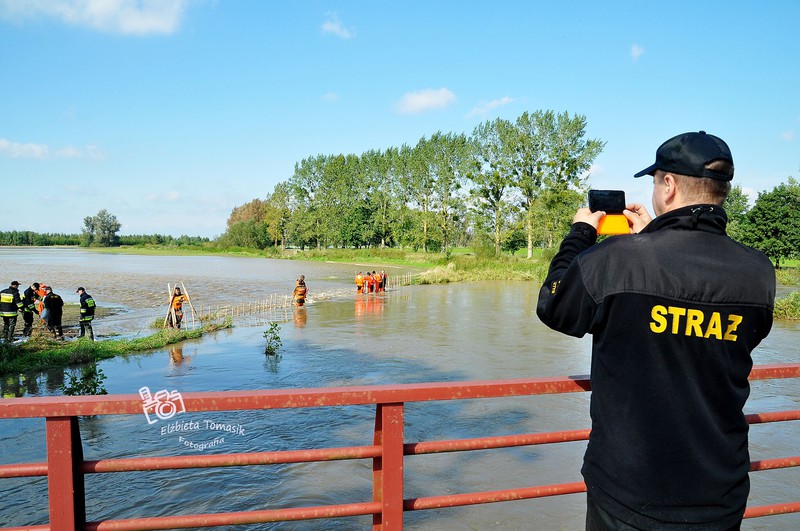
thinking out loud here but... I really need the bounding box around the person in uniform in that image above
[537,131,775,530]
[167,286,187,329]
[292,275,308,307]
[21,282,40,337]
[76,287,96,340]
[1,281,23,342]
[42,286,64,340]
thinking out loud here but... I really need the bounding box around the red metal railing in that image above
[1,363,799,530]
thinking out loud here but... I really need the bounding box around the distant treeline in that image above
[0,231,209,247]
[118,234,211,246]
[0,231,81,246]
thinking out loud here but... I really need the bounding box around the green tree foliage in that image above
[218,220,270,249]
[118,234,211,246]
[81,209,121,247]
[723,185,750,243]
[61,362,108,395]
[742,178,800,269]
[469,118,517,255]
[399,139,438,253]
[221,109,608,254]
[428,131,471,254]
[263,322,282,355]
[0,231,81,246]
[264,182,292,249]
[510,111,604,256]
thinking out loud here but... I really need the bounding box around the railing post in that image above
[46,416,86,531]
[372,402,404,530]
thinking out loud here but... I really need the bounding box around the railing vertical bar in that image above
[372,402,405,530]
[45,416,85,531]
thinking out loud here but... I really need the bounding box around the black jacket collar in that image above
[642,204,728,235]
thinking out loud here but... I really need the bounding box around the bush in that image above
[263,322,282,355]
[774,291,800,320]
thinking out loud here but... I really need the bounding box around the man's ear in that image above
[663,173,677,204]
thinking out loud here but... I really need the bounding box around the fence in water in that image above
[193,273,415,325]
[1,363,798,529]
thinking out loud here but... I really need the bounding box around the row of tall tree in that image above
[221,110,605,257]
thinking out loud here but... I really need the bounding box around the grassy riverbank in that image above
[0,318,232,376]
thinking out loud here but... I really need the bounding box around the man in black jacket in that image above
[1,281,23,342]
[21,282,41,337]
[537,131,775,530]
[42,286,64,340]
[76,287,96,340]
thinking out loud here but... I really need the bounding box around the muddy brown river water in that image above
[1,248,798,529]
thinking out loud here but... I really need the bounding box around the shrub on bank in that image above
[774,291,800,320]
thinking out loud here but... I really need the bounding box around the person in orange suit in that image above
[292,275,308,307]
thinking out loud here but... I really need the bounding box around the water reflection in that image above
[169,345,186,365]
[2,368,67,398]
[293,307,307,328]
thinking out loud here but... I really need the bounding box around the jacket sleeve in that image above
[536,222,599,338]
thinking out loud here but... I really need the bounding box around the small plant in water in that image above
[263,322,282,355]
[61,362,108,396]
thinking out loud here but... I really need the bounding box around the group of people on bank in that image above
[0,281,96,342]
[355,270,387,294]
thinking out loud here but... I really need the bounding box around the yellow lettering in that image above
[685,309,704,337]
[667,306,686,335]
[650,305,667,333]
[704,312,723,340]
[724,314,743,342]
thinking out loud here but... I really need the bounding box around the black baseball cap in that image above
[10,281,19,286]
[76,287,85,292]
[634,131,734,181]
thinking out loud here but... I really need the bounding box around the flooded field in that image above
[1,248,798,529]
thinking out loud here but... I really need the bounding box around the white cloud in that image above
[781,130,794,141]
[85,145,105,160]
[321,13,354,39]
[0,138,105,160]
[0,0,189,35]
[466,96,513,118]
[56,146,82,158]
[0,138,49,159]
[321,92,339,102]
[630,43,645,61]
[396,87,456,115]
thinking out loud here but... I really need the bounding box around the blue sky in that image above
[1,0,798,238]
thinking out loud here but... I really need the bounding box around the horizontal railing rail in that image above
[1,363,798,529]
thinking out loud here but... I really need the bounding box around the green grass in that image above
[414,255,550,284]
[776,267,800,287]
[0,317,232,376]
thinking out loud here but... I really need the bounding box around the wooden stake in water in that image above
[163,283,177,328]
[180,281,198,329]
